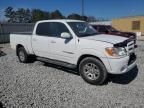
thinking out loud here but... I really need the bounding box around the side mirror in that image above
[61,32,72,39]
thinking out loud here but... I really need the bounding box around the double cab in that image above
[10,20,136,85]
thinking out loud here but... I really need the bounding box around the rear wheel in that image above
[79,57,107,85]
[17,47,29,63]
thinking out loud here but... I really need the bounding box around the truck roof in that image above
[36,19,85,23]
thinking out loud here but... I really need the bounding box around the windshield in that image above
[68,22,97,37]
[107,26,119,32]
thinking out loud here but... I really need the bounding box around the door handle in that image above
[50,40,56,43]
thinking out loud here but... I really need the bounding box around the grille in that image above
[127,40,135,54]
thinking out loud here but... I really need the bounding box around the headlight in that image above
[105,47,127,57]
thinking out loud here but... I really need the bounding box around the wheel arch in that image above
[77,54,103,68]
[16,44,24,56]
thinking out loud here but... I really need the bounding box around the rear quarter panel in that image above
[10,34,34,54]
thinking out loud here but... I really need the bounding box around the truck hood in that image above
[112,31,136,38]
[81,34,128,44]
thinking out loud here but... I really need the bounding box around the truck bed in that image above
[10,33,34,54]
[12,32,32,35]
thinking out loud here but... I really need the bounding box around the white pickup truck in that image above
[10,20,136,85]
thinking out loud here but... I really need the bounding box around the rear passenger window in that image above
[36,22,70,37]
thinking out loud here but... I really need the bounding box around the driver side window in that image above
[36,22,70,38]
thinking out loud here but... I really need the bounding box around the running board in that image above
[37,57,76,69]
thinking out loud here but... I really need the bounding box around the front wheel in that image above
[79,57,108,85]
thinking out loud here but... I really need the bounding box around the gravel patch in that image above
[0,41,144,108]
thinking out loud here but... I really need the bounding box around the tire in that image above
[17,47,29,63]
[79,57,107,85]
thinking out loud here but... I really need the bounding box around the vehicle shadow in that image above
[0,101,5,108]
[43,62,138,85]
[44,63,79,76]
[108,65,138,85]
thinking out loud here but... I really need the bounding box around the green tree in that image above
[31,9,50,22]
[82,16,88,21]
[5,7,88,23]
[5,7,31,23]
[50,10,64,19]
[5,7,16,22]
[67,13,82,20]
[15,8,31,23]
[25,9,32,23]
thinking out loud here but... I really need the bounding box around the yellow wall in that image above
[112,16,144,35]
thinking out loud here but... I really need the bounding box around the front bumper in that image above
[108,53,136,74]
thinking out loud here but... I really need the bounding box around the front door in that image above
[47,22,76,62]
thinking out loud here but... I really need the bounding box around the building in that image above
[112,16,144,36]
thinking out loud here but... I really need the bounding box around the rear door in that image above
[32,22,52,58]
